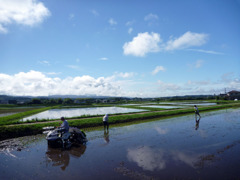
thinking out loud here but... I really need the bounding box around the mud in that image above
[0,134,44,157]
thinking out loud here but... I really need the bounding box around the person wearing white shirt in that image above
[103,114,109,130]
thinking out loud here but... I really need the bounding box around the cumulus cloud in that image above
[123,32,161,57]
[0,70,239,97]
[123,31,209,57]
[152,66,166,75]
[0,0,50,33]
[165,31,208,51]
[0,70,123,96]
[156,72,240,96]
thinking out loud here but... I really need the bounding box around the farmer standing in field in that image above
[103,114,109,131]
[194,105,201,119]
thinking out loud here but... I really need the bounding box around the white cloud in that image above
[187,80,210,86]
[114,72,135,78]
[0,71,239,98]
[46,72,61,76]
[109,18,117,26]
[128,27,133,34]
[144,13,158,21]
[0,70,124,96]
[123,31,210,57]
[152,66,166,75]
[38,60,50,65]
[0,0,51,33]
[155,72,240,97]
[123,32,161,57]
[165,31,208,51]
[100,57,108,61]
[0,24,7,33]
[187,49,223,55]
[126,20,135,26]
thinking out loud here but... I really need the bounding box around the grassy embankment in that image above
[0,102,240,140]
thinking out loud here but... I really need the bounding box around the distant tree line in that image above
[1,94,231,105]
[28,98,85,105]
[155,95,216,101]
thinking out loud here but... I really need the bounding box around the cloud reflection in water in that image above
[127,146,201,171]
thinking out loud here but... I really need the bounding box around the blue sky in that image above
[0,0,240,97]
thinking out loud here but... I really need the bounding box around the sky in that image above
[0,0,240,98]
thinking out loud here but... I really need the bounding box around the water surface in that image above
[1,108,240,179]
[158,102,217,106]
[140,105,182,109]
[22,107,147,121]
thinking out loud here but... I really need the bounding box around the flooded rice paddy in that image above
[22,107,147,121]
[158,102,217,106]
[139,105,182,109]
[1,108,240,179]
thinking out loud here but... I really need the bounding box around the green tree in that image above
[63,98,73,104]
[31,98,42,104]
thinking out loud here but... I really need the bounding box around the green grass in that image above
[0,106,57,126]
[0,102,240,140]
[117,105,167,111]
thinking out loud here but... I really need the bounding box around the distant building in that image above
[227,90,240,100]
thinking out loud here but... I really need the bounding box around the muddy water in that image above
[1,108,240,180]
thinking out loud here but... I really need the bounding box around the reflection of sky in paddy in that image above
[91,108,240,171]
[127,146,198,171]
[1,108,240,179]
[22,107,147,121]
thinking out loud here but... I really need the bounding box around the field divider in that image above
[0,103,240,140]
